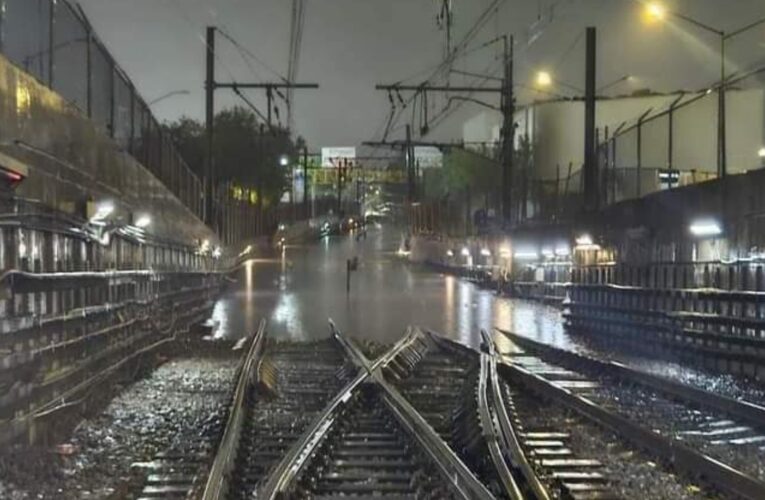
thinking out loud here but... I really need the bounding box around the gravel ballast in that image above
[0,356,237,499]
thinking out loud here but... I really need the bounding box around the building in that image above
[463,89,765,203]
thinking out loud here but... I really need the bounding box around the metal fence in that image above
[0,0,203,220]
[594,69,765,208]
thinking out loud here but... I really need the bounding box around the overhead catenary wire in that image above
[378,0,509,142]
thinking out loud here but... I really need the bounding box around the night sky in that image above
[78,0,765,149]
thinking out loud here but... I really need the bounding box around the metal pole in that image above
[303,147,308,219]
[205,27,216,226]
[611,138,617,203]
[406,124,414,202]
[637,119,642,198]
[719,35,727,178]
[668,103,674,172]
[337,160,343,215]
[267,86,273,128]
[604,125,609,206]
[583,27,598,212]
[48,1,54,88]
[86,28,92,118]
[502,35,515,226]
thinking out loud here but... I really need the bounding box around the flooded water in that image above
[209,223,765,404]
[210,224,568,349]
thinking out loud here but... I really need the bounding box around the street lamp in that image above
[148,89,190,105]
[645,3,765,178]
[280,155,290,167]
[535,71,552,87]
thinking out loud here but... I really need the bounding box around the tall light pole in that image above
[646,3,765,179]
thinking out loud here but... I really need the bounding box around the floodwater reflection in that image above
[212,225,568,349]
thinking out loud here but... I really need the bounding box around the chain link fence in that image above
[595,69,765,207]
[0,0,203,220]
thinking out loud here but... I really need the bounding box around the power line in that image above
[216,27,288,83]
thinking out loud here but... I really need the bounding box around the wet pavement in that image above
[211,224,568,349]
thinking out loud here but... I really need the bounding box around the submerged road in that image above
[210,224,568,349]
[210,223,765,405]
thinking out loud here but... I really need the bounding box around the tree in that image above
[423,147,500,199]
[164,106,300,206]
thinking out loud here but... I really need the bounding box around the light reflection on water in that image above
[211,226,569,349]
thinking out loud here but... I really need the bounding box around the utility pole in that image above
[500,35,515,226]
[583,27,598,212]
[205,27,215,226]
[203,26,320,231]
[374,82,506,211]
[336,159,344,215]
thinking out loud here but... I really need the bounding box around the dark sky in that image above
[78,0,765,148]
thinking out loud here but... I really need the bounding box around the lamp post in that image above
[646,3,765,178]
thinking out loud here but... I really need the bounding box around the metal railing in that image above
[0,0,203,219]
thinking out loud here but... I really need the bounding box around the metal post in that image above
[128,86,135,154]
[583,27,598,212]
[604,125,609,206]
[0,0,4,54]
[406,124,414,202]
[718,35,727,178]
[266,85,273,128]
[86,27,92,118]
[668,103,674,172]
[555,163,560,218]
[636,119,642,199]
[108,56,115,138]
[337,159,343,215]
[48,0,54,88]
[501,35,515,226]
[303,147,309,219]
[611,138,617,203]
[205,27,216,226]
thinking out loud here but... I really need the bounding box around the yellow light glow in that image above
[16,83,31,115]
[536,71,552,87]
[646,2,666,21]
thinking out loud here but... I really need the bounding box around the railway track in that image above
[496,327,765,500]
[199,322,499,499]
[195,319,765,499]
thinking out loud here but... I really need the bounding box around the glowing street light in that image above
[461,247,470,257]
[514,251,539,260]
[134,215,152,228]
[689,219,722,237]
[536,71,552,87]
[90,201,114,223]
[646,2,666,21]
[643,2,765,179]
[280,155,290,167]
[758,147,765,158]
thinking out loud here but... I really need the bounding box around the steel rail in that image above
[499,361,765,500]
[257,371,369,498]
[335,324,496,499]
[496,328,765,430]
[481,331,551,500]
[477,352,524,498]
[257,323,372,499]
[201,319,268,500]
[258,322,429,498]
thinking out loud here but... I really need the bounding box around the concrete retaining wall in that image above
[0,53,214,247]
